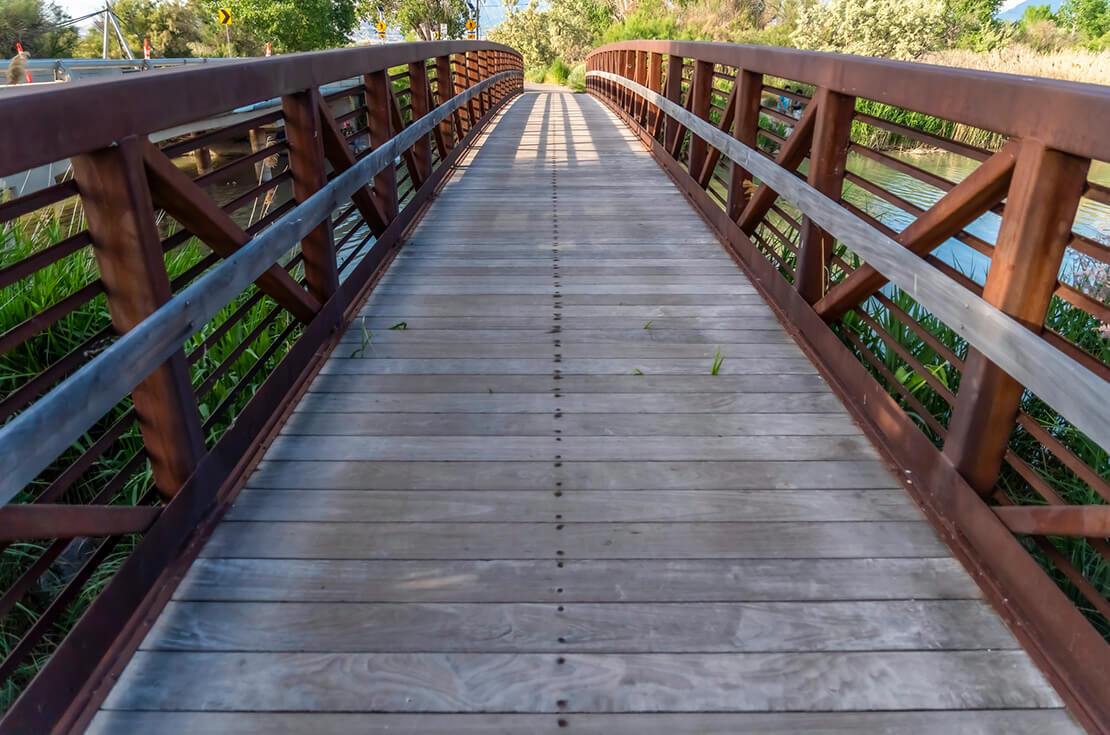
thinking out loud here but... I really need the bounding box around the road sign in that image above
[466,32,476,39]
[375,20,387,32]
[217,8,232,25]
[465,18,477,31]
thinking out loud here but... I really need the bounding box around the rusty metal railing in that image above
[0,41,521,732]
[586,40,1109,733]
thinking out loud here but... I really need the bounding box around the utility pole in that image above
[101,2,110,59]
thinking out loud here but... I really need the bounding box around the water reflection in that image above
[845,149,1110,286]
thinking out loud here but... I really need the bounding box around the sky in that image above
[53,0,1027,37]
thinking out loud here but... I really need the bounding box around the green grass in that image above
[1,204,305,711]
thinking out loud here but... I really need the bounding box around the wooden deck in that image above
[87,89,1078,734]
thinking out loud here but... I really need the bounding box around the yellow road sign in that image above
[217,8,232,25]
[466,32,476,39]
[375,20,387,32]
[465,18,477,31]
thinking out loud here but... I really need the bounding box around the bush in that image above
[524,66,547,83]
[546,58,572,85]
[792,0,947,59]
[568,62,586,92]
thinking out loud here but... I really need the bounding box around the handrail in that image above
[588,70,1108,450]
[0,70,517,506]
[0,41,518,178]
[585,41,1109,734]
[0,41,522,732]
[588,40,1110,161]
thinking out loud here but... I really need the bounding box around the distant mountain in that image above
[997,0,1065,22]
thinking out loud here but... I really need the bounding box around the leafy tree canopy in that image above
[360,0,470,40]
[205,0,359,53]
[0,0,79,57]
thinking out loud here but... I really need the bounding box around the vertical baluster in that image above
[408,59,433,185]
[727,69,762,221]
[467,52,483,121]
[687,60,713,177]
[943,142,1089,494]
[436,55,462,144]
[647,52,663,138]
[282,87,340,303]
[795,87,854,303]
[364,69,398,223]
[663,55,684,154]
[70,136,205,498]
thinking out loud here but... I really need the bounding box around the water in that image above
[844,149,1110,287]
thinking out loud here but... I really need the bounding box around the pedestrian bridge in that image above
[0,41,1107,734]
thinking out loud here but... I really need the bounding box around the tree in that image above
[362,0,470,40]
[1059,0,1110,38]
[944,0,1006,50]
[489,0,556,70]
[548,0,611,63]
[0,0,79,58]
[204,0,359,53]
[792,0,947,59]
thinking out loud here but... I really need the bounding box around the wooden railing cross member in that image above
[70,135,205,498]
[943,141,1090,494]
[282,88,340,303]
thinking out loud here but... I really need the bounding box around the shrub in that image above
[568,62,587,92]
[545,58,571,85]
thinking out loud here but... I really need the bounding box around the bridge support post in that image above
[408,60,434,187]
[663,55,684,154]
[435,55,462,146]
[466,52,484,121]
[942,141,1088,495]
[632,50,649,126]
[364,69,399,223]
[727,69,762,221]
[647,52,664,138]
[70,136,205,498]
[686,60,713,180]
[282,88,340,303]
[795,87,854,304]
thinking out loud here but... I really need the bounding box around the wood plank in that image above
[306,374,830,394]
[86,710,1084,735]
[323,343,807,359]
[336,328,793,345]
[280,412,858,436]
[261,435,880,462]
[175,557,982,603]
[199,521,947,560]
[246,460,900,490]
[293,393,842,414]
[142,600,1014,653]
[227,489,916,522]
[320,357,818,375]
[102,650,1061,712]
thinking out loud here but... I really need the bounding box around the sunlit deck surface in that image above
[87,88,1078,734]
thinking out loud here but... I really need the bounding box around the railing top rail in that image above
[587,40,1110,161]
[0,68,519,507]
[0,41,520,178]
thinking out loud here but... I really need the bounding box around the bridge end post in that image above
[282,87,340,303]
[795,87,855,304]
[70,135,206,498]
[942,141,1089,494]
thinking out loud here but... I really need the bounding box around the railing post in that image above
[943,141,1088,494]
[436,55,462,145]
[794,87,854,303]
[476,50,491,114]
[663,55,685,154]
[647,52,664,138]
[727,69,762,221]
[632,50,648,126]
[467,52,484,120]
[364,69,398,223]
[687,59,713,177]
[282,87,340,303]
[408,59,433,183]
[70,135,205,498]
